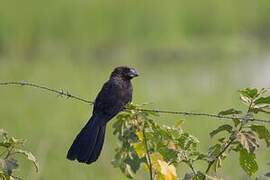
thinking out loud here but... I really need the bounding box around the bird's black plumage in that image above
[67,66,138,164]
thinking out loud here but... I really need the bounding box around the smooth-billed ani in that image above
[67,66,139,164]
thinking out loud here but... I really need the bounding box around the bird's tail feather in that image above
[67,116,106,164]
[87,125,105,164]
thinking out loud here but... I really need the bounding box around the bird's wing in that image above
[92,80,126,123]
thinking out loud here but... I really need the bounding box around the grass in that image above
[0,0,270,57]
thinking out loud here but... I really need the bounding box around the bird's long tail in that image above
[67,116,106,164]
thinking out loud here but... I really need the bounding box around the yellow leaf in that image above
[158,160,177,180]
[150,152,164,170]
[132,142,145,158]
[136,132,144,141]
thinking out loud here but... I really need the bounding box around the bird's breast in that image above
[118,83,132,102]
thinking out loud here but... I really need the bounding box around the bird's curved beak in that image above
[129,68,139,78]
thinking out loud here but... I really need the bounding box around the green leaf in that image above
[233,118,241,127]
[123,163,135,179]
[240,88,259,99]
[254,96,270,105]
[218,108,242,116]
[176,133,199,150]
[250,125,270,147]
[0,142,10,148]
[0,137,25,148]
[113,103,201,179]
[240,94,252,104]
[183,172,208,180]
[209,125,233,138]
[253,104,270,114]
[183,173,193,180]
[207,143,227,172]
[239,148,258,176]
[9,137,25,145]
[183,172,207,180]
[0,171,7,180]
[125,152,142,177]
[15,149,39,172]
[194,171,207,180]
[193,152,208,162]
[112,150,142,179]
[207,144,222,162]
[158,147,178,163]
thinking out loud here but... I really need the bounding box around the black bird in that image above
[67,66,139,164]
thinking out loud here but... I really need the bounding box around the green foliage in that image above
[0,129,38,180]
[112,88,270,179]
[240,88,270,114]
[209,125,232,138]
[218,108,242,116]
[112,104,201,180]
[239,148,258,176]
[205,87,270,177]
[250,125,270,147]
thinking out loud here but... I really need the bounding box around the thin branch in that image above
[5,147,14,159]
[0,81,270,124]
[184,154,197,175]
[187,162,197,176]
[11,175,23,180]
[142,126,154,180]
[204,100,254,176]
[205,139,234,174]
[259,109,270,114]
[178,150,198,175]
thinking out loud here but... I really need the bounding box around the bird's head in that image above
[110,66,139,80]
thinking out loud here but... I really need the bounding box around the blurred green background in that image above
[0,0,270,179]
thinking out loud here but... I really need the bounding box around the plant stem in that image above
[204,100,254,178]
[142,127,154,180]
[205,139,235,174]
[11,175,23,180]
[182,152,197,175]
[204,125,243,176]
[187,161,197,175]
[5,147,14,159]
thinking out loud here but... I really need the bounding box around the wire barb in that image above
[0,81,269,124]
[0,81,94,105]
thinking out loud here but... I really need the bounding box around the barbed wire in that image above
[0,81,270,124]
[0,81,94,105]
